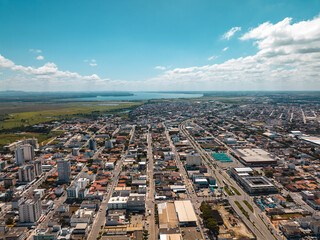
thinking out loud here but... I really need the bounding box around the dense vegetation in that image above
[200,203,219,235]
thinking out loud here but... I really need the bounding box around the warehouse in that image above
[174,200,197,226]
[235,148,277,166]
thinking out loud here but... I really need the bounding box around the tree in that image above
[206,218,219,234]
[265,170,274,178]
[5,218,14,226]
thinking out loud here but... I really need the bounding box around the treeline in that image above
[0,91,134,103]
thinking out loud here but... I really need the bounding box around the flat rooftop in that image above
[242,176,275,188]
[236,148,276,163]
[300,136,320,146]
[174,200,197,223]
[158,202,179,229]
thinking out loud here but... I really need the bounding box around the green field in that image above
[0,101,141,130]
[0,131,65,149]
[0,101,142,150]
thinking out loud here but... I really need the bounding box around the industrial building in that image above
[234,148,277,166]
[174,200,197,226]
[299,136,320,146]
[230,167,277,194]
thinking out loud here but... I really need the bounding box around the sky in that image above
[0,0,320,91]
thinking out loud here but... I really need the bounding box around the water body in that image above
[69,92,203,101]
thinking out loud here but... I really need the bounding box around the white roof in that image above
[174,200,197,223]
[300,136,320,146]
[234,167,253,172]
[237,148,275,163]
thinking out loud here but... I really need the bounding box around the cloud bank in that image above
[1,15,320,91]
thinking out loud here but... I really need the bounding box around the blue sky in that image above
[0,0,320,91]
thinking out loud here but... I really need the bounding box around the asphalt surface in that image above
[179,120,281,240]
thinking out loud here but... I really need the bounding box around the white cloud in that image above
[222,47,229,52]
[154,66,166,70]
[222,27,241,40]
[145,15,320,91]
[29,49,42,53]
[208,56,218,61]
[36,55,44,60]
[85,59,97,67]
[0,54,106,91]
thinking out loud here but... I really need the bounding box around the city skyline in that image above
[0,0,320,91]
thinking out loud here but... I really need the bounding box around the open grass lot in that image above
[0,101,142,130]
[0,131,65,149]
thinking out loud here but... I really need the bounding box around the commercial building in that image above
[19,198,42,223]
[174,200,197,226]
[234,148,277,166]
[186,152,202,167]
[127,194,145,212]
[57,159,71,183]
[108,197,128,209]
[230,167,277,194]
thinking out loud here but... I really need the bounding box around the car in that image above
[196,227,200,232]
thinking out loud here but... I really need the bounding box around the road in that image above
[145,127,157,240]
[88,125,135,240]
[21,166,57,198]
[179,120,281,240]
[27,165,88,240]
[163,123,206,240]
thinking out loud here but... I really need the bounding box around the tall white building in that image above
[186,152,202,166]
[19,198,42,223]
[57,159,71,183]
[67,184,80,199]
[15,146,24,166]
[22,144,35,161]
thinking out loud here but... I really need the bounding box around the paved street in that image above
[145,127,157,240]
[179,120,280,240]
[88,126,135,240]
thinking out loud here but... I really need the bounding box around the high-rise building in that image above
[105,140,113,149]
[19,198,42,223]
[67,184,80,199]
[24,137,39,149]
[18,164,35,182]
[186,152,202,166]
[89,138,97,151]
[72,148,80,156]
[15,146,24,166]
[57,159,71,183]
[21,144,35,161]
[33,160,42,177]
